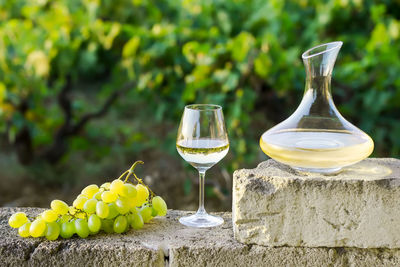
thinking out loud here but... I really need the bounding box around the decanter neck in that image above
[302,41,342,99]
[305,75,332,99]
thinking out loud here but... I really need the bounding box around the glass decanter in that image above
[260,41,374,173]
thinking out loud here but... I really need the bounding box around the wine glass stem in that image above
[196,170,206,216]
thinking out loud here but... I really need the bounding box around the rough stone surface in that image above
[0,208,164,267]
[2,207,400,266]
[233,158,400,249]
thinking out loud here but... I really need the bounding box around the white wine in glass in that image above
[176,104,229,228]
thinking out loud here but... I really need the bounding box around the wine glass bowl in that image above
[176,104,229,228]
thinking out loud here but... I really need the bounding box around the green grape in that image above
[110,179,124,195]
[136,184,149,202]
[120,183,137,198]
[101,182,111,190]
[152,196,168,216]
[96,201,109,219]
[58,214,70,223]
[81,184,99,198]
[75,212,86,219]
[151,207,158,217]
[125,197,136,209]
[126,214,134,225]
[93,191,103,200]
[130,206,139,214]
[51,200,69,215]
[101,219,114,233]
[88,214,101,233]
[73,195,88,209]
[74,219,90,238]
[113,215,127,234]
[129,197,139,208]
[140,206,153,223]
[89,230,99,235]
[60,221,75,238]
[101,191,117,203]
[57,220,63,230]
[130,213,144,230]
[18,221,31,237]
[136,199,147,207]
[83,198,98,214]
[9,212,28,228]
[41,210,58,222]
[115,197,130,214]
[124,219,130,232]
[45,221,60,241]
[69,206,76,215]
[29,218,46,237]
[106,203,119,219]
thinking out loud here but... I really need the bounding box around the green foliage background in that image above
[0,0,399,180]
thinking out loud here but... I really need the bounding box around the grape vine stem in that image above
[118,161,155,200]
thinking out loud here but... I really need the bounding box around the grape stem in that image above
[118,161,144,181]
[118,170,129,180]
[70,209,86,219]
[118,160,156,201]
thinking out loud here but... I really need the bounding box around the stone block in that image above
[233,158,400,248]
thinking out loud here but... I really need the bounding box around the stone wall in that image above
[1,206,400,266]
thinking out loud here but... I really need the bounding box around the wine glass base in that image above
[179,213,224,228]
[292,166,342,174]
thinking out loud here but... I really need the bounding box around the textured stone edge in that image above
[169,246,400,267]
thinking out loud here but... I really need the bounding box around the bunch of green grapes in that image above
[8,161,167,240]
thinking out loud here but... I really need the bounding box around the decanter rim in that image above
[185,104,222,111]
[302,41,343,60]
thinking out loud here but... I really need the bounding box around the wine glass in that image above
[176,104,229,228]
